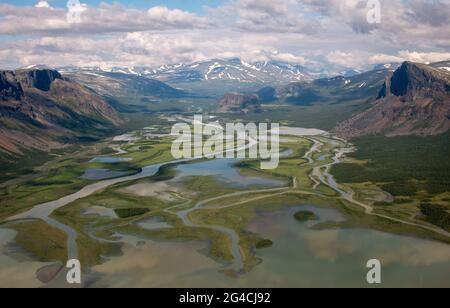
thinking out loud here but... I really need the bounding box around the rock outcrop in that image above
[218,92,261,113]
[334,62,450,138]
[0,68,121,155]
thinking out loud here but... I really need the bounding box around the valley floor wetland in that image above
[0,117,449,288]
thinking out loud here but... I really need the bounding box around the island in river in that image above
[0,115,449,288]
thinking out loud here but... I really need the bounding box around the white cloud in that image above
[35,1,51,9]
[259,51,308,65]
[397,51,450,64]
[326,51,370,69]
[0,1,449,70]
[326,50,450,69]
[147,6,205,27]
[0,3,211,35]
[209,0,323,34]
[368,54,404,65]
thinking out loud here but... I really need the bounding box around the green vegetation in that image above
[188,194,316,271]
[235,99,374,130]
[255,239,273,249]
[332,133,450,197]
[0,150,53,183]
[294,210,319,222]
[420,203,450,232]
[118,222,235,262]
[317,199,450,244]
[2,109,449,284]
[8,220,68,262]
[115,208,150,218]
[0,167,88,221]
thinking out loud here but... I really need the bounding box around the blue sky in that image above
[1,0,225,14]
[0,0,449,70]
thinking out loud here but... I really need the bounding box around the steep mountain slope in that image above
[0,69,121,155]
[257,68,393,105]
[218,93,261,114]
[334,62,450,138]
[61,68,185,98]
[430,60,450,72]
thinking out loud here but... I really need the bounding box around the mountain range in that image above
[257,66,394,105]
[50,59,321,85]
[2,60,449,158]
[25,59,405,87]
[0,68,121,156]
[145,59,313,84]
[334,61,450,137]
[216,60,450,137]
[60,67,185,98]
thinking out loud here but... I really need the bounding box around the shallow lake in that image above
[81,169,129,181]
[0,227,47,288]
[137,216,172,230]
[90,157,132,163]
[174,159,286,188]
[2,128,449,287]
[86,205,450,288]
[84,206,118,219]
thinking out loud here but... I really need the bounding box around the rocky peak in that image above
[17,69,63,92]
[334,61,450,138]
[218,92,261,114]
[0,71,24,100]
[378,61,450,99]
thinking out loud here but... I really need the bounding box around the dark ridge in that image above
[390,61,449,97]
[17,69,63,92]
[0,71,24,100]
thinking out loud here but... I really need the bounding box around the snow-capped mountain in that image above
[430,60,450,73]
[59,66,185,98]
[340,69,363,77]
[61,59,313,85]
[143,59,312,84]
[50,59,417,87]
[372,63,401,71]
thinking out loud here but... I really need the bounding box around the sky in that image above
[0,0,449,70]
[0,0,225,14]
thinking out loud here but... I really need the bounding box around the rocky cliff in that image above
[0,69,121,155]
[334,62,450,138]
[218,93,262,113]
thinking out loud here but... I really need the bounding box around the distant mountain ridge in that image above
[20,59,409,87]
[0,68,121,156]
[334,61,450,138]
[60,68,185,98]
[147,59,313,84]
[255,67,394,105]
[54,59,314,85]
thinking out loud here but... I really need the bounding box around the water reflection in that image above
[0,227,47,288]
[175,159,285,188]
[86,205,450,288]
